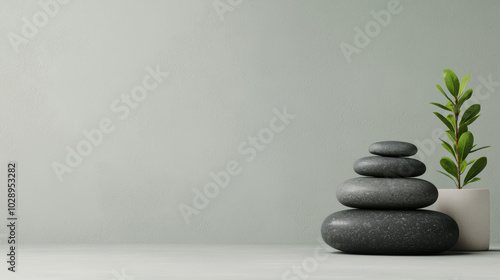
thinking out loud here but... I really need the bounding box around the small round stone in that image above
[321,209,459,255]
[353,156,426,178]
[336,177,438,209]
[369,141,418,157]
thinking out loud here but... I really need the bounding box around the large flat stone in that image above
[321,209,459,255]
[337,177,438,209]
[353,156,426,177]
[369,141,418,157]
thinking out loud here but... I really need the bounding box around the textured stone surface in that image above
[353,156,426,177]
[369,141,418,157]
[337,177,438,209]
[321,210,459,255]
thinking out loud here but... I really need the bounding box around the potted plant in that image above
[431,69,491,251]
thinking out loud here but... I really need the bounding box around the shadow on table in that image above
[441,248,500,255]
[328,251,474,256]
[437,251,472,256]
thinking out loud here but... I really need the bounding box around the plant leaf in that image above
[430,102,452,111]
[464,157,487,185]
[438,171,458,186]
[460,104,481,125]
[459,74,470,96]
[458,125,468,138]
[446,101,455,111]
[470,146,491,153]
[457,131,474,162]
[463,114,481,126]
[446,130,456,143]
[464,177,481,187]
[457,89,473,110]
[443,69,460,97]
[440,157,458,178]
[436,84,453,103]
[460,160,467,174]
[440,140,455,156]
[447,114,456,131]
[466,159,477,167]
[434,112,455,132]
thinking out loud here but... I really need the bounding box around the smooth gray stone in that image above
[353,156,426,177]
[337,177,438,209]
[321,210,459,255]
[369,141,418,157]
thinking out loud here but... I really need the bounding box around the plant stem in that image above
[454,96,461,189]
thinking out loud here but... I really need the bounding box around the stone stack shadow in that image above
[321,141,459,255]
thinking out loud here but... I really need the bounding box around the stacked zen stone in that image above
[321,141,459,255]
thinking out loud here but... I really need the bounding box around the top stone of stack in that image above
[369,141,417,157]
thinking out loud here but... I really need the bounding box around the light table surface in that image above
[1,244,499,279]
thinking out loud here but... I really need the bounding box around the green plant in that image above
[431,69,490,189]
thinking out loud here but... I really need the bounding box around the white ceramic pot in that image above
[434,189,490,251]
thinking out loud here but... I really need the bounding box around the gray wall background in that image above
[0,0,499,244]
